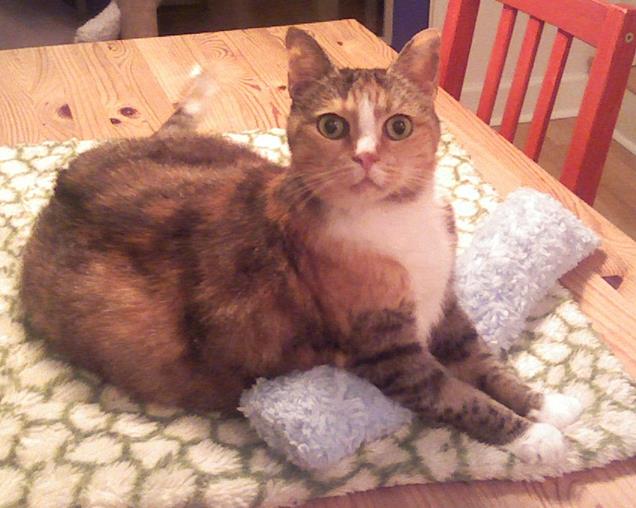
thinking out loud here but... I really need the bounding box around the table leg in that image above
[118,0,160,38]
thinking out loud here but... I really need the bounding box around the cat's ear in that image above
[285,27,335,99]
[388,28,440,97]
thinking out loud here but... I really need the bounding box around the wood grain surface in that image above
[0,19,634,508]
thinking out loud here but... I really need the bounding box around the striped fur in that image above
[20,28,562,452]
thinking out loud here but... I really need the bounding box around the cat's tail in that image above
[154,64,220,138]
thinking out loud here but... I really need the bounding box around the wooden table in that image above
[1,18,635,508]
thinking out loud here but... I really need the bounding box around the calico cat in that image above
[20,27,581,464]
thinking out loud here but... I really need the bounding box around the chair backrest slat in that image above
[477,5,518,124]
[561,6,636,203]
[440,0,636,204]
[499,16,544,141]
[524,29,573,161]
[439,0,481,100]
[498,0,608,46]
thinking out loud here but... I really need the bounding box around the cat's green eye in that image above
[385,114,413,140]
[317,114,349,140]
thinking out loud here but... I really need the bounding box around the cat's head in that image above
[285,27,441,210]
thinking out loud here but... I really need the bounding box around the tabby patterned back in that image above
[19,27,581,466]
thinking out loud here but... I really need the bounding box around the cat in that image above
[20,27,582,464]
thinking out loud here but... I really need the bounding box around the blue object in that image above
[239,366,413,470]
[241,188,599,470]
[391,0,431,50]
[455,188,599,352]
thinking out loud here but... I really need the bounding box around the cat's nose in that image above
[352,152,380,173]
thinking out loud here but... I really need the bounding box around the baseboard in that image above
[459,72,587,126]
[614,128,636,155]
[613,90,636,155]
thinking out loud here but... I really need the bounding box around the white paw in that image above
[508,422,566,465]
[530,393,583,429]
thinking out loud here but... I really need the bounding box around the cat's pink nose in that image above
[352,152,380,173]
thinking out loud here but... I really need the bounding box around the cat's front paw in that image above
[508,422,566,465]
[530,393,583,429]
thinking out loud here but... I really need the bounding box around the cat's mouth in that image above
[350,177,383,193]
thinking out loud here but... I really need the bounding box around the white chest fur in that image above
[324,193,454,338]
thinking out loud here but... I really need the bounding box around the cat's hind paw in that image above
[508,422,566,465]
[530,393,583,430]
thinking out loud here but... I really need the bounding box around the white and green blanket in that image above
[1,130,635,508]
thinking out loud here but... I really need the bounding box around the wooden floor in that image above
[0,0,381,51]
[159,0,382,37]
[515,118,636,240]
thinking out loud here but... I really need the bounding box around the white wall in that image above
[430,0,635,154]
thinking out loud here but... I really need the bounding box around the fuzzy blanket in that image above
[1,129,635,508]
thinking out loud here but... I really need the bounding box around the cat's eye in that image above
[317,114,349,140]
[385,115,413,140]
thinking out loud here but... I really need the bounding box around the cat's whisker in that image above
[289,177,338,210]
[282,168,349,204]
[299,166,348,182]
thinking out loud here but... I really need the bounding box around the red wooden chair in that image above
[439,0,636,205]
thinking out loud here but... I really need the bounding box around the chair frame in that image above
[439,0,636,205]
